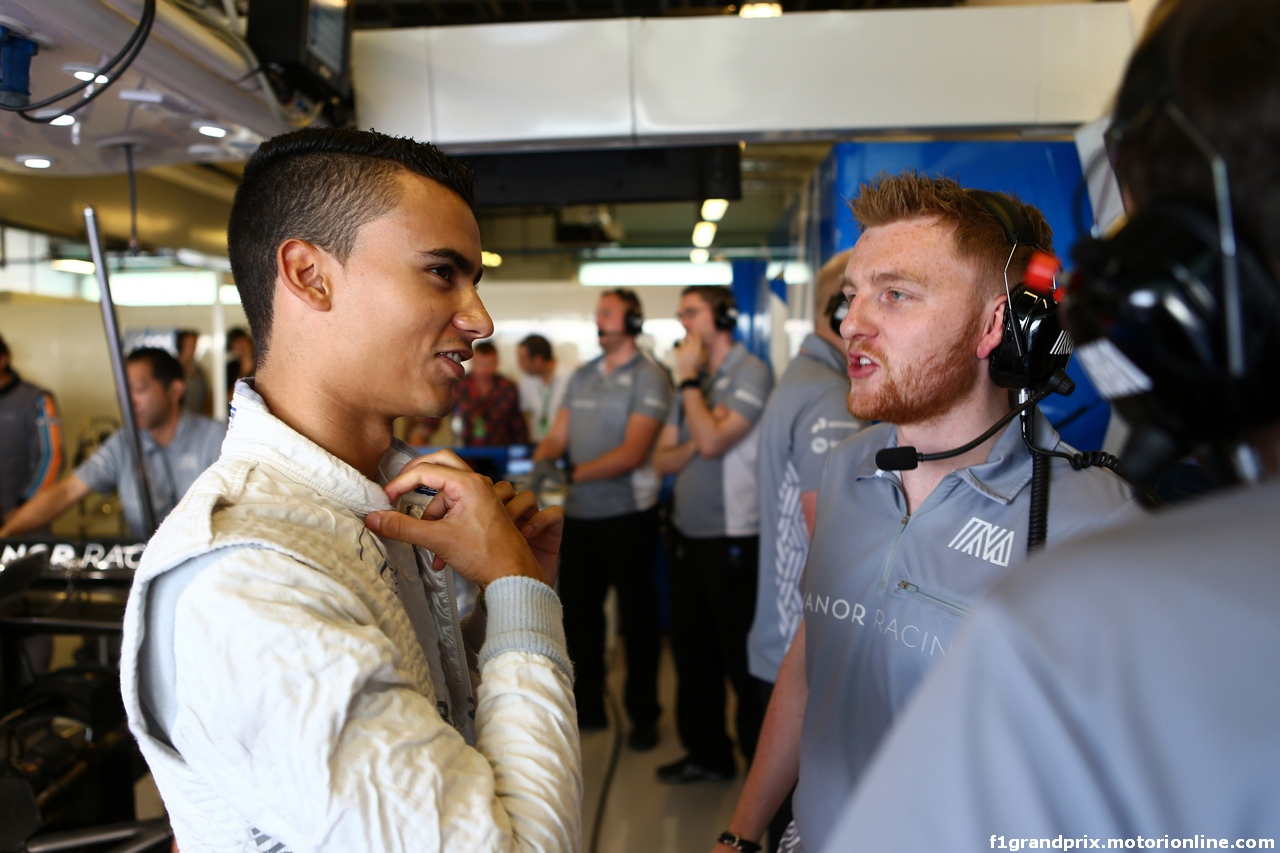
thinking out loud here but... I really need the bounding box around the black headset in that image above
[709,288,739,333]
[968,189,1074,393]
[604,288,645,336]
[1063,112,1280,487]
[624,305,644,336]
[825,291,848,336]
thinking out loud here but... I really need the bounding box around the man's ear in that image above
[975,294,1007,361]
[277,238,334,312]
[167,377,186,406]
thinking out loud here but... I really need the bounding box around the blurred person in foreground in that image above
[820,1,1280,849]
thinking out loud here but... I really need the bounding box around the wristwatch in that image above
[717,831,762,853]
[679,378,702,391]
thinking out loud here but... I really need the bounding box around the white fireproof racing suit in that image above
[119,382,582,852]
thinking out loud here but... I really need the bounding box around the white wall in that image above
[354,3,1137,151]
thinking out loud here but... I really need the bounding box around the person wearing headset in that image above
[745,250,865,849]
[531,287,672,749]
[817,2,1280,849]
[711,173,1138,853]
[654,284,775,784]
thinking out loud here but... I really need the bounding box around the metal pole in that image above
[84,206,157,538]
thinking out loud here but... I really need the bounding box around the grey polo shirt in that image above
[793,413,1140,852]
[669,342,774,538]
[75,412,226,537]
[822,477,1280,852]
[563,351,672,520]
[748,335,864,683]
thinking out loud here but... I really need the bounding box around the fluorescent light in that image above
[197,124,228,138]
[690,248,710,264]
[16,155,53,169]
[579,261,733,287]
[701,199,729,222]
[64,63,108,85]
[765,261,812,285]
[739,2,782,16]
[481,251,503,268]
[692,221,717,248]
[219,284,242,304]
[50,259,96,275]
[50,115,75,126]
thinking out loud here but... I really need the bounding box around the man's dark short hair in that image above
[1110,0,1280,274]
[227,128,477,362]
[177,329,198,347]
[474,341,498,357]
[519,334,553,362]
[128,347,184,388]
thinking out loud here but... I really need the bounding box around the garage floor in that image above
[582,639,747,853]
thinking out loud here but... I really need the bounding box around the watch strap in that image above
[717,831,762,853]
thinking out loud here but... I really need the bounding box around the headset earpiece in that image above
[624,306,644,336]
[1064,200,1280,484]
[713,292,739,332]
[826,292,849,337]
[966,189,1072,392]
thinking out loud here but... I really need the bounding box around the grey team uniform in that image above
[749,334,864,685]
[76,412,226,537]
[668,342,774,768]
[562,352,670,520]
[558,350,672,728]
[821,476,1280,852]
[791,413,1139,852]
[669,342,773,538]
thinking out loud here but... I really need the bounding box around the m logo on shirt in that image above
[947,516,1015,567]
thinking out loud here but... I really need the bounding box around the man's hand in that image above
[492,480,563,586]
[675,330,706,382]
[365,451,547,589]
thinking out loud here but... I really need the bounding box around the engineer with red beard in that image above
[710,172,1138,853]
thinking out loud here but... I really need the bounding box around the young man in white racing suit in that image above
[119,128,582,852]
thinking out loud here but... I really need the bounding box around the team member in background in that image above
[224,327,255,402]
[176,329,212,417]
[453,341,529,446]
[821,1,1280,848]
[532,288,671,749]
[746,250,865,850]
[0,348,224,539]
[0,332,63,530]
[517,334,570,441]
[120,127,580,852]
[654,285,774,783]
[715,174,1136,853]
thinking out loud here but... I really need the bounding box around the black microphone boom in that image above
[874,376,1068,472]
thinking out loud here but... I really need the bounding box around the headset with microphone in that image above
[872,188,1117,551]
